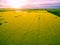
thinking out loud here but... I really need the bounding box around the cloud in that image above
[21,3,60,9]
[0,0,60,8]
[27,0,60,4]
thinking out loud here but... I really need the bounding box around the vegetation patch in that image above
[46,9,60,17]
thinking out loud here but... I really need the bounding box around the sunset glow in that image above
[7,0,28,8]
[0,0,60,8]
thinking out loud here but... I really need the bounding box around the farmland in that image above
[46,8,60,17]
[0,9,60,45]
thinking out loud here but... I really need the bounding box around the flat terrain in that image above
[0,9,60,45]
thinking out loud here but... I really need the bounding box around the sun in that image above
[7,0,27,8]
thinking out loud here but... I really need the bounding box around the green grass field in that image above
[46,9,60,17]
[0,9,60,45]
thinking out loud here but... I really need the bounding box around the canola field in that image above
[0,9,60,45]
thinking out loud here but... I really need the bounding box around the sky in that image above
[28,0,60,4]
[0,0,60,8]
